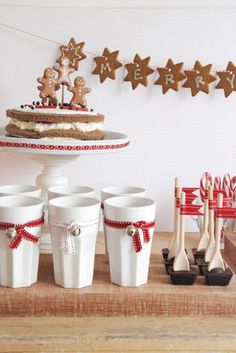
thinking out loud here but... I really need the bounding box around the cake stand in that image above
[0,128,130,253]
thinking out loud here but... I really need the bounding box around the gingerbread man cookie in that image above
[37,67,59,105]
[68,76,91,107]
[54,56,75,87]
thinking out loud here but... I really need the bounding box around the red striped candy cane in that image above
[223,173,232,198]
[213,176,221,191]
[230,176,236,202]
[200,172,212,202]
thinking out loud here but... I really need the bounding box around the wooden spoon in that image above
[208,193,225,271]
[168,177,180,251]
[197,180,210,251]
[173,191,190,271]
[168,181,181,260]
[205,184,215,262]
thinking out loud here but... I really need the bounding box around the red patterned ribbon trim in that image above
[185,194,198,204]
[180,205,203,216]
[174,187,199,198]
[216,207,236,219]
[0,141,130,152]
[176,195,197,207]
[0,217,44,249]
[201,188,228,201]
[104,218,155,253]
[175,193,197,208]
[182,187,199,194]
[209,198,232,210]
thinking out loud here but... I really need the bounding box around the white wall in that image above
[0,3,236,231]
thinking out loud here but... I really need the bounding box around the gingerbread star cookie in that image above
[155,58,186,94]
[92,48,122,83]
[216,61,236,97]
[183,60,216,96]
[58,37,86,70]
[124,54,154,90]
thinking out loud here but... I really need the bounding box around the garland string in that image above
[0,21,150,66]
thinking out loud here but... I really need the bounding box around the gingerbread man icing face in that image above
[75,76,85,86]
[68,76,91,107]
[54,56,75,87]
[45,68,56,78]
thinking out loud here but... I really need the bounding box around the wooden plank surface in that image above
[0,233,236,353]
[0,316,236,352]
[0,233,235,317]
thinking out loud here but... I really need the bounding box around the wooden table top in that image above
[0,232,236,352]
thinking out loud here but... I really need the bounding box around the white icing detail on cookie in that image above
[13,107,97,116]
[10,118,104,133]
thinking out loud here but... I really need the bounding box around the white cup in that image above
[104,196,156,287]
[0,195,44,288]
[101,187,146,253]
[49,196,101,288]
[0,184,41,198]
[101,186,146,203]
[48,185,95,201]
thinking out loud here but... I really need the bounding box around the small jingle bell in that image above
[6,227,17,239]
[126,225,136,237]
[70,225,81,237]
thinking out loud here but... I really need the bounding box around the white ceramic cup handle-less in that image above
[101,186,147,255]
[48,185,95,201]
[101,186,147,200]
[0,195,44,288]
[0,185,41,198]
[48,196,100,289]
[104,196,156,287]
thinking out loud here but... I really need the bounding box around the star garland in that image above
[1,22,236,97]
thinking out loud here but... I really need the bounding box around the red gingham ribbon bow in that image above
[104,218,155,253]
[0,217,44,249]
